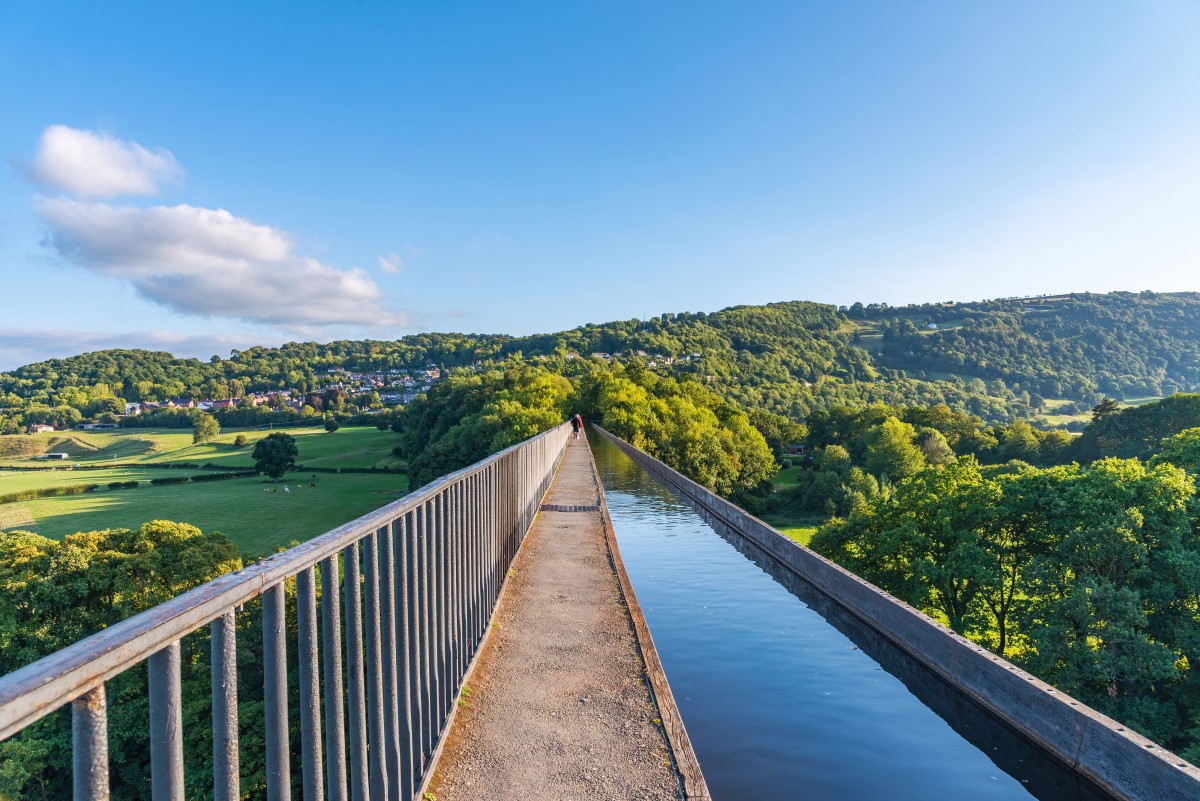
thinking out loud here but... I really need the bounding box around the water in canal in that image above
[589,431,1104,801]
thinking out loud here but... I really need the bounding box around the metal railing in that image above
[0,423,571,801]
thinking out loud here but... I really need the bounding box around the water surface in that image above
[590,431,1094,801]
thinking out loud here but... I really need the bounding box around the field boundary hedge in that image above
[0,484,100,504]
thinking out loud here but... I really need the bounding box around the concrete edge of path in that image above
[585,441,713,801]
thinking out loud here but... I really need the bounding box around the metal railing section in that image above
[0,423,571,801]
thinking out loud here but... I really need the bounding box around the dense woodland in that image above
[864,292,1200,401]
[7,290,1200,796]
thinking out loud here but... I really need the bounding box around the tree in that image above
[862,417,926,481]
[252,432,298,479]
[192,412,219,444]
[1091,396,1122,422]
[0,522,243,800]
[324,414,340,434]
[917,428,956,466]
[233,434,248,447]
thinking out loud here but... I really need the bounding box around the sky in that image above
[1,2,1198,370]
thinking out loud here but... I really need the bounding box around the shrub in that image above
[190,471,256,483]
[150,476,189,486]
[0,483,100,504]
[233,434,248,447]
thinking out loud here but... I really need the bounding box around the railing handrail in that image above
[0,422,571,742]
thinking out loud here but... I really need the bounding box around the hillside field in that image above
[0,425,402,469]
[0,426,408,554]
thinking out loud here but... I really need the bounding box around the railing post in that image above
[468,474,480,645]
[455,482,467,679]
[343,543,369,801]
[264,583,291,801]
[363,531,388,799]
[419,502,435,761]
[405,509,426,779]
[321,556,348,801]
[379,523,401,801]
[211,611,239,801]
[297,567,325,801]
[434,491,448,724]
[148,641,184,801]
[395,515,416,800]
[72,685,109,801]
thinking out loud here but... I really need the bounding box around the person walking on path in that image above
[569,413,582,440]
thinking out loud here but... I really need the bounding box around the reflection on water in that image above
[590,431,1108,801]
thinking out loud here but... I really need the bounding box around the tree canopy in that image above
[252,432,298,479]
[191,412,219,444]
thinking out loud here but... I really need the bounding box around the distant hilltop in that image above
[3,290,1199,431]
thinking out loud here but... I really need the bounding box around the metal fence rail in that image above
[0,423,571,801]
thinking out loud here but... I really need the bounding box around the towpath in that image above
[426,437,681,801]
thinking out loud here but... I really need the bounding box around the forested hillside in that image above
[4,291,1200,433]
[862,291,1200,401]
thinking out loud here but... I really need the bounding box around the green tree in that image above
[324,413,340,433]
[252,432,298,479]
[192,412,220,444]
[0,522,243,800]
[862,417,926,481]
[1016,458,1196,744]
[917,428,956,466]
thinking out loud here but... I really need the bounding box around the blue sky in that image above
[1,2,1198,369]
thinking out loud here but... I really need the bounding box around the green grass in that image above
[1034,397,1090,428]
[775,526,818,547]
[136,427,401,469]
[0,467,191,493]
[0,426,402,469]
[1121,395,1161,407]
[772,465,803,486]
[0,426,410,554]
[762,511,828,548]
[2,471,409,555]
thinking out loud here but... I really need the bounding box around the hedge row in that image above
[190,471,256,483]
[107,480,139,490]
[149,476,190,486]
[291,464,404,475]
[0,484,100,504]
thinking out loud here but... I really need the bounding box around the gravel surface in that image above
[427,438,681,801]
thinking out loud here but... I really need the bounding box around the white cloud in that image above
[31,125,184,198]
[377,252,404,274]
[0,327,264,372]
[36,199,408,330]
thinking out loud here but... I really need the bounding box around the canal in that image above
[589,431,1107,801]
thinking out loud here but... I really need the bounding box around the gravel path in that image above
[426,437,681,801]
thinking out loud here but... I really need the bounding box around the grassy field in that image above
[1035,395,1164,428]
[0,466,190,493]
[0,425,402,469]
[774,525,819,547]
[2,472,408,555]
[772,465,804,485]
[0,426,409,554]
[1035,398,1088,428]
[761,509,827,547]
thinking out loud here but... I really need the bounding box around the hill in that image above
[4,290,1200,429]
[858,292,1200,400]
